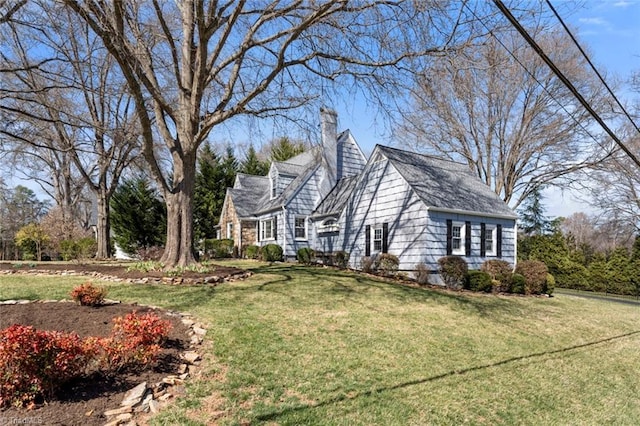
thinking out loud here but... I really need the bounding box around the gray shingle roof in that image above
[228,175,270,218]
[378,145,517,218]
[311,175,359,217]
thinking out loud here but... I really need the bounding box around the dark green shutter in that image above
[480,223,486,257]
[446,220,452,256]
[497,224,503,258]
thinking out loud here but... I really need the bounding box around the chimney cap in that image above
[320,107,338,116]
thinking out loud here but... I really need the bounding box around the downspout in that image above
[513,221,518,270]
[282,206,287,260]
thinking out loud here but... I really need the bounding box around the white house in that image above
[219,109,517,279]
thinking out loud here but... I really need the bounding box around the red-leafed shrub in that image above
[70,282,107,306]
[92,311,172,373]
[0,325,89,407]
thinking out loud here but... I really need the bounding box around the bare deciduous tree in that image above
[60,0,478,266]
[0,4,140,258]
[397,27,614,208]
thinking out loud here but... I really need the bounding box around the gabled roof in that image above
[256,162,320,214]
[227,175,270,218]
[271,148,319,176]
[311,175,359,218]
[377,145,517,219]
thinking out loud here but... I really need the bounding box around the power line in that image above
[460,2,608,161]
[544,0,640,136]
[492,0,640,170]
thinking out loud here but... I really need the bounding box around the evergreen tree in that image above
[193,144,238,241]
[269,137,305,162]
[518,188,551,236]
[240,144,269,176]
[110,176,166,255]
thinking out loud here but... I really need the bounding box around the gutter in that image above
[426,206,518,220]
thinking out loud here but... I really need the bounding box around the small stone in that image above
[192,326,207,336]
[181,318,195,327]
[190,335,203,345]
[158,393,173,401]
[177,363,188,374]
[149,399,160,414]
[1,300,17,305]
[181,351,201,364]
[105,406,133,417]
[121,382,148,407]
[134,393,154,413]
[179,373,189,380]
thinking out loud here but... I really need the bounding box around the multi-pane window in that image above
[485,225,496,256]
[261,218,274,240]
[373,227,383,252]
[226,223,233,239]
[295,217,307,240]
[452,222,465,255]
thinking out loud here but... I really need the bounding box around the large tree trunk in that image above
[160,148,197,267]
[95,192,111,259]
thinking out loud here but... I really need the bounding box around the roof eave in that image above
[426,206,518,220]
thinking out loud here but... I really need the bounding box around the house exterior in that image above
[219,109,518,279]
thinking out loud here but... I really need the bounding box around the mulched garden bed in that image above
[0,262,246,425]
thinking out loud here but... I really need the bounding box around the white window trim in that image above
[373,226,383,253]
[294,216,307,241]
[226,222,233,239]
[270,176,277,199]
[485,224,497,256]
[452,221,465,256]
[260,218,275,241]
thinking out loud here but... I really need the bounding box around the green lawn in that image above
[2,262,640,425]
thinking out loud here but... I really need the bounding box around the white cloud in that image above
[578,17,608,25]
[613,1,632,7]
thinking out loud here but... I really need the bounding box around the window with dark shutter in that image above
[465,221,471,256]
[382,223,389,254]
[446,219,453,256]
[365,225,371,257]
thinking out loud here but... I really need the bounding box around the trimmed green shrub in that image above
[244,245,260,259]
[438,256,468,290]
[375,253,399,276]
[334,251,350,269]
[261,244,283,262]
[60,237,97,261]
[296,247,315,265]
[545,273,556,295]
[414,262,431,286]
[467,270,493,293]
[515,260,548,295]
[511,273,526,294]
[203,239,234,259]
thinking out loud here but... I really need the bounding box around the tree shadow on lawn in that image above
[255,328,640,422]
[243,264,528,320]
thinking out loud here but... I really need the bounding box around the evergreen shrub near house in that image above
[414,262,431,286]
[244,245,260,259]
[261,244,283,262]
[334,251,350,269]
[375,253,399,277]
[466,270,493,293]
[296,247,315,265]
[515,260,548,295]
[545,273,556,295]
[438,256,468,290]
[203,239,234,259]
[511,273,526,294]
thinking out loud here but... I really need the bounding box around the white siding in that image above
[283,168,323,257]
[338,133,367,178]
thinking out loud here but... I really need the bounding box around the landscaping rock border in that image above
[0,298,207,426]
